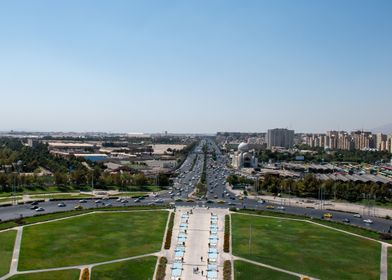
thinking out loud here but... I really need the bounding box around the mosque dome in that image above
[238,142,250,152]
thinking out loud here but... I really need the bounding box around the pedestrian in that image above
[202,270,204,276]
[201,256,203,261]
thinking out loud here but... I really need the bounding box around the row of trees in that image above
[257,147,391,164]
[226,174,255,187]
[259,174,391,203]
[0,170,171,193]
[0,138,86,173]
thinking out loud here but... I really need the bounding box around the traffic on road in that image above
[1,139,392,234]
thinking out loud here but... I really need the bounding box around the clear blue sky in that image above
[0,0,391,133]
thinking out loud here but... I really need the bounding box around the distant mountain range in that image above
[371,123,392,134]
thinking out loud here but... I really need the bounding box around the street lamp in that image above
[12,160,23,205]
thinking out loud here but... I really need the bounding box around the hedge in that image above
[224,214,230,253]
[223,260,232,280]
[80,268,90,280]
[156,257,167,280]
[164,212,175,249]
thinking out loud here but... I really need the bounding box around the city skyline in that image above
[1,0,391,133]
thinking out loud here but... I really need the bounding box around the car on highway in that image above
[277,206,285,210]
[342,218,350,223]
[74,205,84,210]
[323,213,333,219]
[353,213,362,218]
[31,201,39,206]
[363,219,373,224]
[79,199,87,203]
[35,207,45,212]
[57,202,66,207]
[266,205,275,209]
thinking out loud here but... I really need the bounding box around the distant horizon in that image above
[1,122,392,135]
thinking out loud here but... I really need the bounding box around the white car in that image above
[363,219,373,224]
[353,213,362,218]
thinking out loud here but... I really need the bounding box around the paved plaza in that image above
[166,206,229,280]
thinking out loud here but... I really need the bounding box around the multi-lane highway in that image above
[1,139,392,234]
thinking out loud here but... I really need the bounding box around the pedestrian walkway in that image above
[166,206,228,280]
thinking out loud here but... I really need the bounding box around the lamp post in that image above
[12,160,23,205]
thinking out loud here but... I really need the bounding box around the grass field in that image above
[91,256,157,280]
[389,248,392,280]
[33,193,93,200]
[232,213,380,280]
[0,205,168,231]
[238,209,388,243]
[234,261,298,280]
[110,192,149,198]
[0,230,17,277]
[18,211,168,270]
[8,270,80,280]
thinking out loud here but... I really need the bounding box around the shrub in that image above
[223,260,232,280]
[80,268,90,280]
[164,212,175,249]
[224,215,230,253]
[156,257,167,280]
[380,233,392,240]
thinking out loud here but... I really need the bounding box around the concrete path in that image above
[9,227,23,274]
[380,243,389,280]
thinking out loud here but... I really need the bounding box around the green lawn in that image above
[111,192,149,198]
[33,193,93,200]
[388,248,392,280]
[19,211,168,270]
[8,270,80,280]
[91,256,157,280]
[234,261,298,280]
[232,213,380,280]
[237,209,387,243]
[0,230,16,277]
[127,185,162,192]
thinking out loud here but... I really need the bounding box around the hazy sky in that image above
[0,0,391,133]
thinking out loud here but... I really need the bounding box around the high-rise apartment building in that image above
[351,131,375,150]
[267,128,294,149]
[376,133,388,151]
